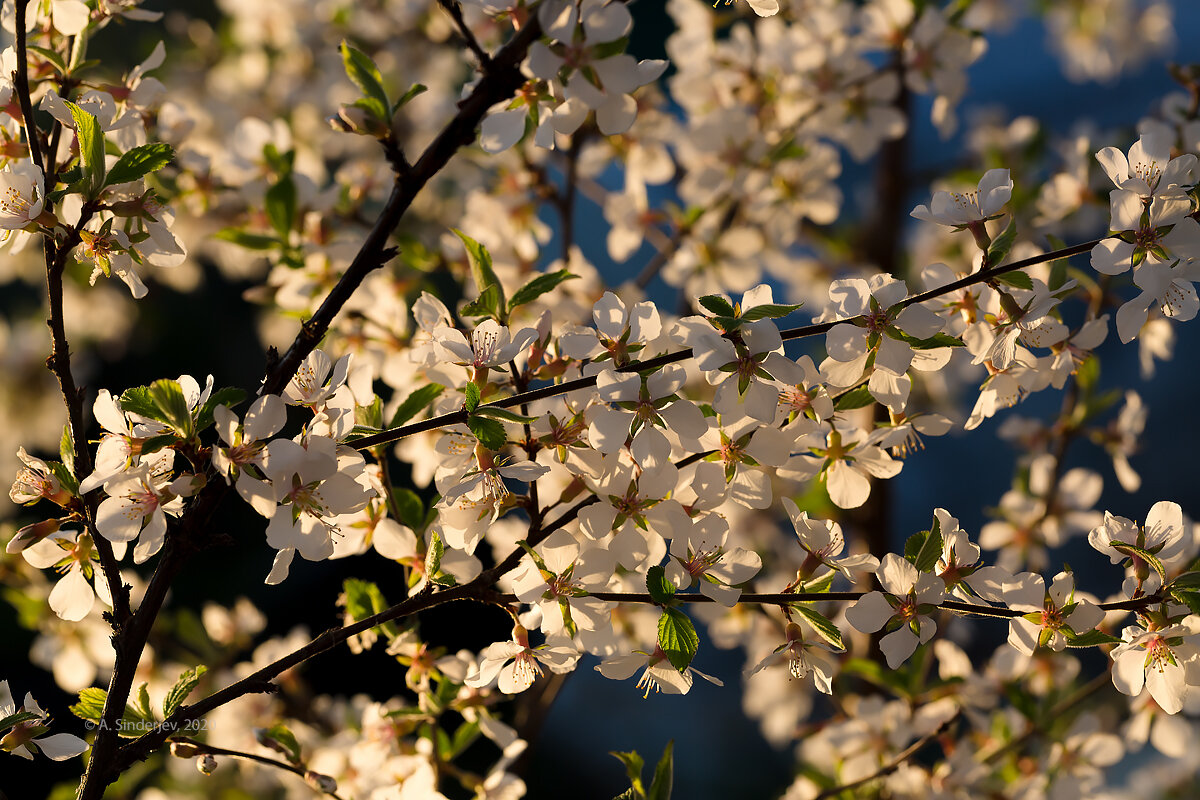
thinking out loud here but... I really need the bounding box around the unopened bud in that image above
[7,518,61,553]
[170,740,202,758]
[305,770,338,793]
[197,753,218,775]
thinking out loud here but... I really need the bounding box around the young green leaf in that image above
[995,270,1034,290]
[740,302,803,322]
[792,605,845,650]
[265,173,297,238]
[646,565,676,605]
[467,414,507,450]
[508,269,579,311]
[105,142,175,187]
[647,741,674,800]
[70,687,109,722]
[464,382,481,413]
[452,229,505,305]
[63,100,106,194]
[698,295,736,317]
[833,385,874,411]
[149,378,193,437]
[163,665,208,718]
[257,723,302,764]
[389,383,445,428]
[657,608,699,672]
[340,41,390,111]
[986,216,1017,267]
[471,406,539,424]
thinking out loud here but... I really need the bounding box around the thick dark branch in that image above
[352,236,1109,451]
[437,0,492,69]
[260,18,541,397]
[79,18,546,799]
[12,0,43,171]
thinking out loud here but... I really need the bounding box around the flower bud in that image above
[197,753,218,775]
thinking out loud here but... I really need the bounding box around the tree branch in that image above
[350,236,1109,451]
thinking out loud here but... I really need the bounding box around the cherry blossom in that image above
[0,681,87,761]
[846,553,946,669]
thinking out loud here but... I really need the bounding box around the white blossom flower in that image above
[1004,571,1104,655]
[0,681,88,761]
[910,168,1012,227]
[0,161,45,232]
[846,553,945,669]
[464,625,579,694]
[745,621,839,694]
[1110,621,1200,715]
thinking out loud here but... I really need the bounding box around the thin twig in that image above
[169,737,347,800]
[812,713,959,800]
[437,0,491,69]
[350,236,1108,451]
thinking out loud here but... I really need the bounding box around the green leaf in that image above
[839,657,911,698]
[425,529,456,586]
[612,791,638,800]
[1171,589,1200,617]
[47,460,78,497]
[163,665,208,718]
[195,387,246,433]
[904,529,927,562]
[1111,542,1167,584]
[610,749,646,796]
[740,302,803,322]
[59,423,75,477]
[467,414,507,450]
[657,608,699,672]
[905,332,966,350]
[986,216,1017,267]
[348,96,389,124]
[792,605,845,650]
[70,687,109,722]
[257,723,302,764]
[1063,629,1122,648]
[1169,571,1200,590]
[139,433,179,457]
[646,565,676,605]
[464,382,481,413]
[698,295,736,317]
[389,384,445,427]
[105,142,174,188]
[393,488,426,531]
[63,100,105,194]
[395,83,427,110]
[508,269,579,311]
[460,283,504,320]
[995,270,1034,290]
[447,719,481,760]
[909,519,943,574]
[148,379,193,437]
[472,405,539,424]
[28,45,68,75]
[453,229,505,308]
[213,228,281,250]
[648,741,674,800]
[265,173,297,238]
[833,384,874,411]
[340,40,390,112]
